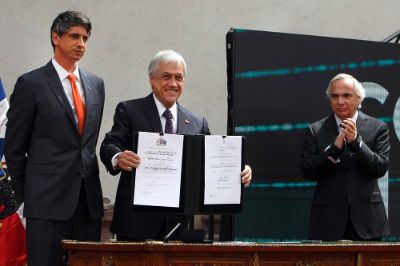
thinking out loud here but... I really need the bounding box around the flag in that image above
[0,79,8,158]
[0,78,27,266]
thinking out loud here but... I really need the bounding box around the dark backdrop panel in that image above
[227,28,400,241]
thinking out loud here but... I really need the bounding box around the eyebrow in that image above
[331,92,353,96]
[67,31,89,38]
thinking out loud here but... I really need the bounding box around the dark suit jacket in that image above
[300,111,390,240]
[100,93,210,240]
[4,61,105,221]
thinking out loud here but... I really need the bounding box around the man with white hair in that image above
[300,73,390,241]
[101,50,252,241]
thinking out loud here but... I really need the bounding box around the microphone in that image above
[163,223,181,242]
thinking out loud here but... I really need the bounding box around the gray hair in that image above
[148,50,187,76]
[326,73,365,109]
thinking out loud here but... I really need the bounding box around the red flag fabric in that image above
[0,79,26,265]
[0,210,27,266]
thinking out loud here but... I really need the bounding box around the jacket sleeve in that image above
[100,101,130,176]
[351,123,390,179]
[4,76,36,203]
[299,125,337,181]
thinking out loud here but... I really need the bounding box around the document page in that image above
[204,135,242,204]
[133,132,184,207]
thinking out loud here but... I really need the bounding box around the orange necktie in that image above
[67,74,85,135]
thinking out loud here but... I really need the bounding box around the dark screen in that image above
[227,28,400,241]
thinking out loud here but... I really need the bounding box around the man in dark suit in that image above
[5,11,105,265]
[300,73,390,241]
[101,50,252,241]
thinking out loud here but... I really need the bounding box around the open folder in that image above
[131,132,244,215]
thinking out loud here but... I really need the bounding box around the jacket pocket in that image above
[25,164,54,174]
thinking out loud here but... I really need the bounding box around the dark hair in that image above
[50,10,92,50]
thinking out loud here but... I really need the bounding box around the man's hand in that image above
[116,150,141,172]
[241,165,252,187]
[341,118,358,143]
[334,130,346,149]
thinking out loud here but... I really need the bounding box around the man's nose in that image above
[169,78,178,87]
[77,37,86,47]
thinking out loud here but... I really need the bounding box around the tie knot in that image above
[68,73,76,83]
[163,109,173,120]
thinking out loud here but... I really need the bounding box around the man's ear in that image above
[149,73,155,85]
[52,32,60,46]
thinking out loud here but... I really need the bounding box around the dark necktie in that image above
[163,109,174,134]
[67,74,85,135]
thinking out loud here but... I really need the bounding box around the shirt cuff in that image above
[111,152,122,169]
[324,144,343,163]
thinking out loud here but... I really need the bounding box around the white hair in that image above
[148,50,187,76]
[326,73,365,108]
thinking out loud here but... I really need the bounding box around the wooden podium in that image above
[62,240,400,265]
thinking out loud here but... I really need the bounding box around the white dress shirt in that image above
[153,93,178,134]
[51,58,85,124]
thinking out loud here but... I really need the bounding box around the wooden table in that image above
[62,240,400,266]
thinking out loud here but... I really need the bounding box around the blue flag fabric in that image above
[0,79,8,165]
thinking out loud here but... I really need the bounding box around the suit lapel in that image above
[80,69,93,139]
[356,111,368,136]
[45,61,78,133]
[177,103,191,134]
[142,94,192,134]
[322,114,339,144]
[143,94,163,133]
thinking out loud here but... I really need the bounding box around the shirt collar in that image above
[334,110,358,127]
[153,93,178,120]
[51,58,80,82]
